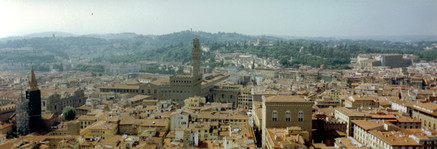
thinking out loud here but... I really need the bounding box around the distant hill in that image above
[0,30,278,44]
[0,30,268,64]
[0,32,76,41]
[26,32,76,38]
[340,35,437,42]
[84,32,143,40]
[0,30,436,70]
[273,35,437,42]
[3,31,437,42]
[81,30,275,47]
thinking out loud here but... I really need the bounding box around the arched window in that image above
[272,110,278,121]
[285,111,291,121]
[298,111,304,122]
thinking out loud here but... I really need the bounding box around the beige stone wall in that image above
[345,98,378,109]
[278,71,298,79]
[412,110,437,130]
[353,124,371,147]
[138,83,160,98]
[264,102,312,132]
[334,109,370,136]
[159,74,202,105]
[79,120,95,129]
[43,89,86,113]
[237,88,252,109]
[138,125,167,132]
[211,89,240,106]
[88,128,117,139]
[262,96,313,149]
[255,69,278,78]
[119,124,138,135]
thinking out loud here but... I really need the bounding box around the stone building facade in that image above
[412,102,437,130]
[211,83,241,107]
[41,88,86,114]
[237,86,253,109]
[262,95,313,148]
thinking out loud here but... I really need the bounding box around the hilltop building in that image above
[353,53,418,70]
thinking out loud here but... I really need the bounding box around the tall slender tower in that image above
[26,67,42,133]
[192,38,201,77]
[191,38,202,96]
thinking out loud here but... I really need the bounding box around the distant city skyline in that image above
[1,0,437,38]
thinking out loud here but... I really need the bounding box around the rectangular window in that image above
[286,111,291,122]
[298,111,304,122]
[272,110,278,121]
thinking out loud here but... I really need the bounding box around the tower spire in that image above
[29,66,39,91]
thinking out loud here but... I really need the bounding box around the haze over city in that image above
[1,0,437,38]
[1,1,437,149]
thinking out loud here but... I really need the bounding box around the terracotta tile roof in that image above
[335,107,368,117]
[351,120,384,131]
[396,116,421,123]
[265,95,307,102]
[99,84,140,90]
[369,130,420,146]
[128,95,150,102]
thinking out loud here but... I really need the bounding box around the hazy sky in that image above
[1,0,437,38]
